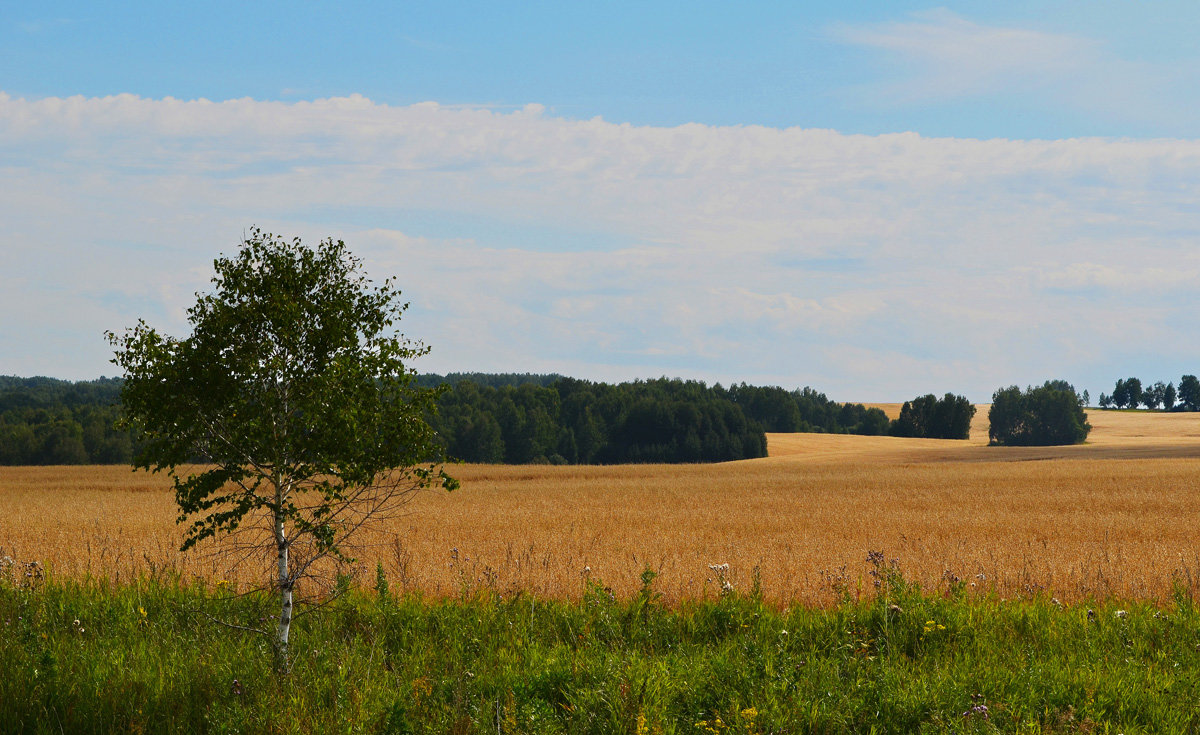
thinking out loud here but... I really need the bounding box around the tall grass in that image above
[3,565,1198,733]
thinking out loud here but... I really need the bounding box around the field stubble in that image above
[3,408,1200,606]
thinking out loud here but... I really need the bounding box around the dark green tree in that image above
[107,229,456,671]
[1112,377,1142,409]
[891,395,936,438]
[1179,375,1200,411]
[1143,382,1164,410]
[1163,382,1177,411]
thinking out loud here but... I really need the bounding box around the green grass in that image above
[2,567,1199,734]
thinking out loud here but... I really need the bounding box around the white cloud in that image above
[1,92,1199,398]
[830,10,1190,129]
[833,10,1097,98]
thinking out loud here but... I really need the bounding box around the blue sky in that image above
[3,2,1200,400]
[7,1,1200,137]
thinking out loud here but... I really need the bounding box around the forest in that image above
[427,377,892,464]
[0,376,133,465]
[0,374,892,465]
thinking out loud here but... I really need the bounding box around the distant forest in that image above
[0,374,892,466]
[0,376,132,465]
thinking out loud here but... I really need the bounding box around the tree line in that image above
[428,378,897,464]
[0,374,900,465]
[0,373,1104,465]
[1097,375,1200,411]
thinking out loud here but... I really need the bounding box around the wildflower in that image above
[231,678,243,696]
[923,620,946,633]
[1115,609,1127,619]
[1087,608,1097,622]
[740,707,758,720]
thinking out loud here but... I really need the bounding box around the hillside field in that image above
[3,407,1200,605]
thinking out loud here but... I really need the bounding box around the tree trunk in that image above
[275,510,293,672]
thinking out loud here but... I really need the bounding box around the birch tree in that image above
[107,229,456,671]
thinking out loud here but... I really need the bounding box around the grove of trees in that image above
[988,381,1091,446]
[889,393,975,439]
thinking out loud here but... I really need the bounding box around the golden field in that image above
[3,407,1200,605]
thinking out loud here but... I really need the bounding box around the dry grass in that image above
[4,408,1200,606]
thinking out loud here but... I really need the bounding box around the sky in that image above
[3,2,1199,401]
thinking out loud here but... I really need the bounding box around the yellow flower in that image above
[740,707,758,720]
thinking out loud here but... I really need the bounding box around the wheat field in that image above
[3,408,1200,605]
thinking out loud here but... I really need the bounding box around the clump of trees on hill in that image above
[1098,375,1200,411]
[889,393,975,440]
[989,381,1090,446]
[726,384,892,435]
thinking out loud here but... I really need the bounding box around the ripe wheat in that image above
[3,408,1199,605]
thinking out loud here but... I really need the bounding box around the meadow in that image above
[6,575,1200,733]
[3,407,1199,605]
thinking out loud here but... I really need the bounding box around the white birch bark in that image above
[275,486,293,671]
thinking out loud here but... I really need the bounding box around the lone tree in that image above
[988,381,1091,446]
[1179,375,1200,411]
[107,230,456,670]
